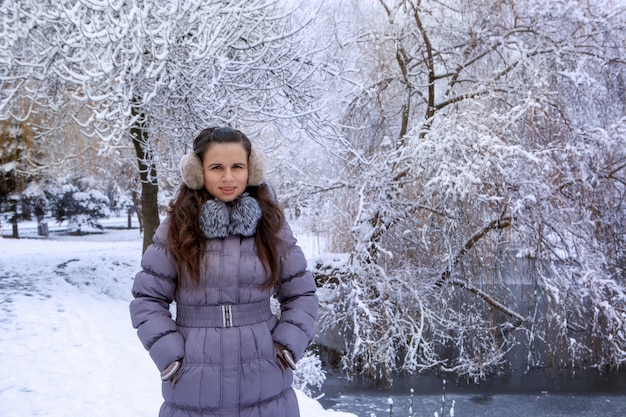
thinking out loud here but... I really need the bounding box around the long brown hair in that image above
[167,127,284,289]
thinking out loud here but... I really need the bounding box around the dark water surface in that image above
[318,371,626,416]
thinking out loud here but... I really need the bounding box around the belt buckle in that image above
[221,305,233,327]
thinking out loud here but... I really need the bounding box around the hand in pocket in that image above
[273,343,296,371]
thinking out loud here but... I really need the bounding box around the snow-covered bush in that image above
[20,182,48,222]
[292,349,326,397]
[47,177,110,232]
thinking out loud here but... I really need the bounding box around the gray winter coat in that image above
[130,199,318,417]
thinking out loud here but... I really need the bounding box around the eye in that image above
[208,165,222,170]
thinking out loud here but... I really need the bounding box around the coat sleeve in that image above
[272,221,319,361]
[129,220,184,372]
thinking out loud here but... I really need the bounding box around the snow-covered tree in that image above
[0,0,322,250]
[312,0,626,384]
[0,122,23,208]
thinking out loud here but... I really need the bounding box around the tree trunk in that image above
[130,108,159,254]
[131,190,144,234]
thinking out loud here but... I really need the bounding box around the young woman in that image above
[130,127,319,417]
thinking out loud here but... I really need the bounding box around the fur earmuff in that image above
[180,152,205,190]
[247,149,266,186]
[179,149,266,190]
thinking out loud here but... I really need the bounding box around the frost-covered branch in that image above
[436,215,512,287]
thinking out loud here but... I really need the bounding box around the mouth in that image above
[219,187,237,194]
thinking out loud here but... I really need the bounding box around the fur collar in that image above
[199,193,262,239]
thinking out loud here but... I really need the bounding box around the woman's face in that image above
[202,143,249,202]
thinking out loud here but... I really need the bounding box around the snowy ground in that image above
[0,218,354,417]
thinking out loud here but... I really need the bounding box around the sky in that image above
[0,218,354,417]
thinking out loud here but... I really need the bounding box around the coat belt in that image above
[175,299,273,328]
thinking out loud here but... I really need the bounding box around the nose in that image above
[222,168,234,181]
